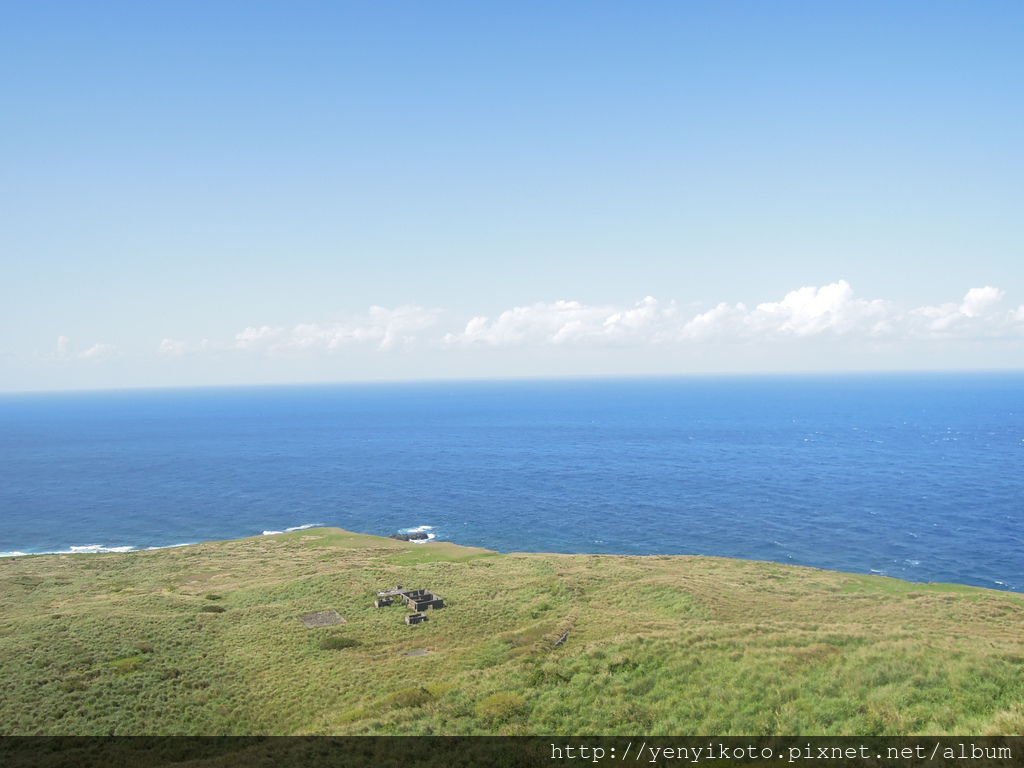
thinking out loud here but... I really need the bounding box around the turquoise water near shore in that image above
[1,374,1022,591]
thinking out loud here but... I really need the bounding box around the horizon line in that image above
[3,366,1024,397]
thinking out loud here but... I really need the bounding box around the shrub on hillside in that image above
[319,636,359,650]
[475,692,527,724]
[384,686,433,708]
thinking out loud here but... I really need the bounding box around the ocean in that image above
[1,374,1021,591]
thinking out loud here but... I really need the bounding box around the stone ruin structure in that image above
[375,585,445,624]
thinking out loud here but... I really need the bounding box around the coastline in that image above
[1,524,1015,596]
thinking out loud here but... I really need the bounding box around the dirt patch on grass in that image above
[300,610,346,628]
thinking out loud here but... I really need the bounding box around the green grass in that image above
[1,527,1022,735]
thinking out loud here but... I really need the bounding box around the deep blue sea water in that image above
[1,374,1022,591]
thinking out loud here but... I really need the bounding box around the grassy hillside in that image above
[1,528,1022,735]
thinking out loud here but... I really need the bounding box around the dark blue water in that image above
[1,375,1022,591]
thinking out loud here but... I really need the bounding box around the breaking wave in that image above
[0,541,196,558]
[261,523,324,536]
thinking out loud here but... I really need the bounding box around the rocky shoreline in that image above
[389,531,431,542]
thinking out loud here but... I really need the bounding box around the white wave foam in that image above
[5,527,322,557]
[262,523,324,536]
[400,525,434,533]
[2,544,137,557]
[68,544,136,554]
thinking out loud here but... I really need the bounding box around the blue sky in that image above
[2,2,1022,390]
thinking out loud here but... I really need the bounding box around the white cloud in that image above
[52,336,118,361]
[908,285,1010,337]
[678,281,891,341]
[443,296,679,347]
[960,286,1004,318]
[234,305,440,355]
[748,280,890,337]
[602,296,679,341]
[443,300,602,347]
[55,335,72,360]
[78,343,117,361]
[679,302,748,340]
[234,325,284,349]
[158,338,187,357]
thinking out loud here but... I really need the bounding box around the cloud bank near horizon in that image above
[222,281,1023,356]
[440,282,1021,349]
[49,281,1024,365]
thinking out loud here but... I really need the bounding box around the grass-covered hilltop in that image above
[2,528,1023,736]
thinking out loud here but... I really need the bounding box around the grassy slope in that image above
[1,527,1022,736]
